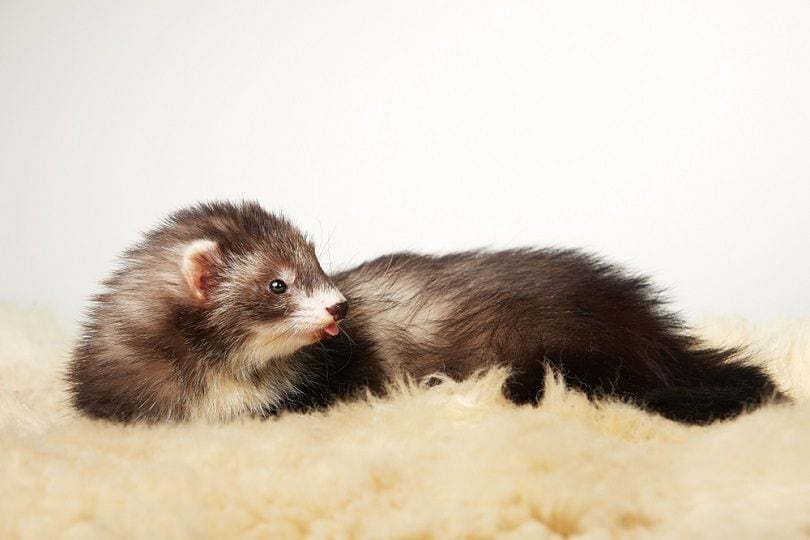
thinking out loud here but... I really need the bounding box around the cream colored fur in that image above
[1,304,809,538]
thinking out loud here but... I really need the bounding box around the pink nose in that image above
[325,302,348,321]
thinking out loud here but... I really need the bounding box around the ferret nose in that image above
[325,302,348,321]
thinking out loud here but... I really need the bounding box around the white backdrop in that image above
[2,1,808,331]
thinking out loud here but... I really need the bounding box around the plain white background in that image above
[1,1,808,332]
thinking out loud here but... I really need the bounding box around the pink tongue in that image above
[323,324,340,337]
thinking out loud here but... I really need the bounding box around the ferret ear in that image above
[181,239,222,303]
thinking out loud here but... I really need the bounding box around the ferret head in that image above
[165,201,347,366]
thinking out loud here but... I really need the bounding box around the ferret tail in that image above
[640,347,787,425]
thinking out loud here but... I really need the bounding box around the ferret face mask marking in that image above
[181,236,347,360]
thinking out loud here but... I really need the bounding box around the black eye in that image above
[268,279,287,294]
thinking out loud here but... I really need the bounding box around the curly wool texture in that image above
[1,305,810,539]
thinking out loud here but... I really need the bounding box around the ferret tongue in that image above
[323,324,340,337]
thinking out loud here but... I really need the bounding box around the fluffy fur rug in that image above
[1,304,809,539]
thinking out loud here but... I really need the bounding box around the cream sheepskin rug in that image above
[2,304,810,539]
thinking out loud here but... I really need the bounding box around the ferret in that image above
[68,201,784,424]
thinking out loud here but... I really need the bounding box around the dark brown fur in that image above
[68,201,785,424]
[303,251,785,424]
[68,201,348,422]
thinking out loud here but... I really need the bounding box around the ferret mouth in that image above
[313,324,341,341]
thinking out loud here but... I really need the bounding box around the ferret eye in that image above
[268,279,287,294]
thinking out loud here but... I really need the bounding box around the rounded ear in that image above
[181,239,222,303]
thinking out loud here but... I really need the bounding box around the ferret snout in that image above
[325,302,348,321]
